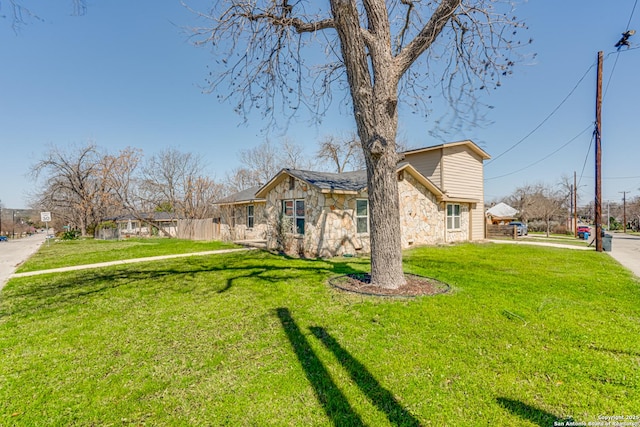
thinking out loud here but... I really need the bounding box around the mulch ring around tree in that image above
[329,273,451,298]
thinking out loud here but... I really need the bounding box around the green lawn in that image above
[1,241,639,425]
[15,237,240,273]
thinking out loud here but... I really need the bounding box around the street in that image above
[0,232,46,290]
[609,232,640,278]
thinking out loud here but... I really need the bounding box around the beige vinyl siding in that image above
[441,146,484,199]
[439,147,483,241]
[403,151,442,188]
[470,202,485,240]
[440,146,485,241]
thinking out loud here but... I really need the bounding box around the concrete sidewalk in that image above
[9,247,254,280]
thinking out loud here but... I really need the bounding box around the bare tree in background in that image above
[224,138,314,193]
[191,0,528,288]
[316,132,365,173]
[628,196,640,231]
[280,137,316,170]
[505,184,537,223]
[508,183,568,236]
[100,147,170,235]
[140,148,221,221]
[528,184,568,237]
[30,143,111,236]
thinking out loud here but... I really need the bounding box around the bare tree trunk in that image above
[331,0,406,288]
[365,149,404,288]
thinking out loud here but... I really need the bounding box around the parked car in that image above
[509,221,528,236]
[0,235,7,242]
[577,225,591,239]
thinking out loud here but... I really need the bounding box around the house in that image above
[214,185,268,241]
[215,140,490,257]
[101,212,179,238]
[485,202,518,225]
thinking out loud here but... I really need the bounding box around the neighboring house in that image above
[214,186,268,241]
[215,140,490,257]
[103,212,179,238]
[485,202,519,225]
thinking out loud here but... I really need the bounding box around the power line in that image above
[485,124,592,181]
[486,62,596,165]
[577,130,596,189]
[608,0,639,94]
[583,175,640,180]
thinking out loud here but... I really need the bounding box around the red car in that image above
[577,225,591,238]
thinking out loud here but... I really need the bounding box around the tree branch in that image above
[395,0,462,76]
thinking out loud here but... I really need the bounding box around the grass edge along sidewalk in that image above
[10,247,254,279]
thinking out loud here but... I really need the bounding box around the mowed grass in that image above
[15,237,239,273]
[1,241,639,426]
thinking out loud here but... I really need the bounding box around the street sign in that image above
[41,212,52,222]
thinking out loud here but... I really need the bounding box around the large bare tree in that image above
[31,143,113,236]
[140,148,223,220]
[192,0,527,288]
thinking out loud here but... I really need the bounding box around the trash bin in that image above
[584,232,589,241]
[602,234,612,252]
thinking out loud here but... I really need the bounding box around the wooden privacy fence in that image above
[486,224,519,239]
[176,218,221,241]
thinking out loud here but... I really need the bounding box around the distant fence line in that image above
[176,218,221,241]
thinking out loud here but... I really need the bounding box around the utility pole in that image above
[594,51,603,252]
[620,191,629,232]
[573,171,578,237]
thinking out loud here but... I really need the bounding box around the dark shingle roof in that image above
[215,185,264,204]
[286,169,367,192]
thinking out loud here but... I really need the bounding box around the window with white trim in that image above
[282,199,305,234]
[447,204,461,230]
[356,199,369,233]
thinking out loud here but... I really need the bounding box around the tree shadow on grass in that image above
[496,397,571,426]
[310,326,422,427]
[276,308,365,427]
[1,253,368,319]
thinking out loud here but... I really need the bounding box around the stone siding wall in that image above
[398,174,444,247]
[264,176,369,257]
[262,172,473,257]
[219,203,268,241]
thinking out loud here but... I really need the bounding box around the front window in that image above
[282,199,305,234]
[247,205,254,229]
[356,199,369,233]
[447,204,461,230]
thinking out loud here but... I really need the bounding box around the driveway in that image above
[0,233,47,290]
[608,232,640,278]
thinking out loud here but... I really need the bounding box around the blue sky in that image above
[1,0,639,210]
